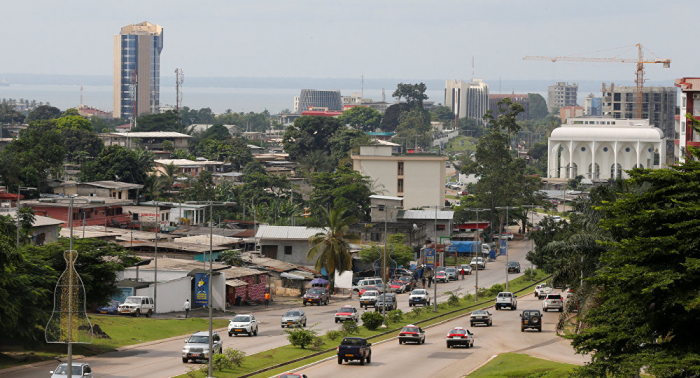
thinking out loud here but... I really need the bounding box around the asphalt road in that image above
[291,292,588,378]
[5,223,552,378]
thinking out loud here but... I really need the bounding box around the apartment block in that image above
[488,93,530,120]
[547,82,578,113]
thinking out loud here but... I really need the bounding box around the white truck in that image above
[494,292,517,310]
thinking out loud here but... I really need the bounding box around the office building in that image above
[547,82,578,113]
[113,22,164,120]
[583,94,602,116]
[445,79,489,123]
[601,83,677,163]
[674,77,700,163]
[488,93,529,120]
[295,89,342,113]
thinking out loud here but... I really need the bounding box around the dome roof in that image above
[550,125,664,141]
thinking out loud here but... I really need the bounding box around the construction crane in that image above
[524,44,670,119]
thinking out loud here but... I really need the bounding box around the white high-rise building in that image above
[445,79,489,124]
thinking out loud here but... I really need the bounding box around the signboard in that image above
[195,273,210,306]
[426,248,436,269]
[499,240,507,256]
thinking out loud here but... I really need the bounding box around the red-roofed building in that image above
[77,105,112,119]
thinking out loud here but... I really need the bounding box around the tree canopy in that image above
[309,166,373,222]
[26,105,61,122]
[393,82,428,109]
[282,116,343,161]
[134,110,181,132]
[338,106,382,132]
[379,103,410,132]
[80,145,152,184]
[528,93,549,120]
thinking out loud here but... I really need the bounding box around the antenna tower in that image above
[175,68,184,114]
[471,56,475,80]
[382,88,385,102]
[80,85,83,106]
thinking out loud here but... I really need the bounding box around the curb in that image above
[465,354,500,377]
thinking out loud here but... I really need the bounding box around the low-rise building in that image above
[99,131,191,151]
[22,196,135,228]
[255,225,327,266]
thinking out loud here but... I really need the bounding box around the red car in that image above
[358,285,379,296]
[435,272,448,283]
[389,280,407,293]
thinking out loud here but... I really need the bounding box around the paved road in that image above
[293,292,588,378]
[5,229,547,378]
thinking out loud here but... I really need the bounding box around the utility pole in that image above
[466,208,490,301]
[522,204,536,272]
[496,206,519,291]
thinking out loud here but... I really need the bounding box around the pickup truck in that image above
[337,337,372,365]
[535,284,554,300]
[495,292,517,310]
[470,257,486,270]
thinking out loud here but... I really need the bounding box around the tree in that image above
[483,97,524,138]
[309,166,373,221]
[380,103,410,132]
[392,82,428,109]
[528,141,547,161]
[61,128,104,163]
[0,101,25,124]
[359,233,414,268]
[282,116,343,161]
[528,93,549,120]
[307,207,359,289]
[394,108,432,150]
[26,105,61,122]
[216,138,253,171]
[430,105,455,128]
[201,124,231,140]
[242,161,266,177]
[81,145,151,184]
[55,115,93,132]
[219,250,243,266]
[298,150,335,175]
[328,128,371,165]
[338,106,382,131]
[161,140,175,153]
[134,111,180,132]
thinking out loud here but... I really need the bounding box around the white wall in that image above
[136,276,191,313]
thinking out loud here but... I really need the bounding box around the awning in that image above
[226,279,248,288]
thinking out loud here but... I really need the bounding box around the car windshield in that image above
[232,315,250,322]
[449,329,467,335]
[413,290,426,295]
[363,291,378,296]
[285,311,300,317]
[377,295,394,301]
[308,288,323,294]
[187,335,209,343]
[548,295,562,299]
[445,268,455,272]
[402,326,419,333]
[391,280,402,285]
[460,265,470,269]
[124,297,140,304]
[54,365,83,374]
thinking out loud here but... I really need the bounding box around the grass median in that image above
[176,270,547,378]
[468,353,576,377]
[0,316,228,369]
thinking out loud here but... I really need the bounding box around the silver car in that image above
[281,309,307,328]
[444,267,457,280]
[50,362,93,378]
[182,331,223,363]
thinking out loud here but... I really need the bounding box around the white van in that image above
[118,296,154,317]
[353,278,383,292]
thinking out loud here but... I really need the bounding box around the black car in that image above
[374,293,397,312]
[507,261,521,274]
[521,310,542,332]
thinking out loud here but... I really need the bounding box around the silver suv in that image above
[281,309,307,328]
[182,331,223,363]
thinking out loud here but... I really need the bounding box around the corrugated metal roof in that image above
[80,181,144,190]
[255,225,326,240]
[226,266,266,279]
[369,195,404,201]
[226,279,248,287]
[109,132,191,138]
[398,210,454,220]
[174,235,242,246]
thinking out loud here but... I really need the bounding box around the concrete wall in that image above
[136,276,192,313]
[260,240,316,266]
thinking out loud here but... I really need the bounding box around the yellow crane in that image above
[523,44,670,119]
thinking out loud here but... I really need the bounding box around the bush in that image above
[185,366,199,378]
[488,283,505,296]
[311,336,325,351]
[361,311,384,330]
[387,309,404,324]
[213,354,232,371]
[285,327,317,349]
[410,306,423,318]
[477,287,487,298]
[341,320,359,335]
[463,293,474,302]
[444,290,460,306]
[224,348,246,368]
[523,268,538,281]
[325,329,342,341]
[438,302,450,310]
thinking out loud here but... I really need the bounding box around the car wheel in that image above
[248,330,252,337]
[521,327,524,332]
[513,305,517,310]
[303,302,307,306]
[367,353,371,363]
[338,357,343,364]
[335,319,339,323]
[495,305,499,311]
[470,322,474,327]
[538,327,542,332]
[446,343,451,348]
[228,332,233,337]
[281,325,285,329]
[360,356,365,365]
[146,310,152,318]
[254,327,258,336]
[409,303,412,307]
[182,358,188,363]
[303,321,307,327]
[559,308,563,312]
[489,320,492,326]
[134,309,140,317]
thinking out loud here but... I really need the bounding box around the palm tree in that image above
[307,207,359,292]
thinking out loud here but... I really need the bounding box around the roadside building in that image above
[255,225,326,266]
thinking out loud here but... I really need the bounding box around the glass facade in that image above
[116,23,163,119]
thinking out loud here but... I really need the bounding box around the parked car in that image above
[50,362,93,378]
[458,264,473,275]
[398,275,415,291]
[398,324,426,344]
[389,279,407,293]
[436,266,447,273]
[354,278,383,291]
[507,261,521,274]
[542,293,564,312]
[434,271,448,283]
[495,292,517,310]
[182,331,223,363]
[118,296,154,317]
[521,310,543,332]
[335,305,360,323]
[303,287,330,306]
[281,309,307,328]
[444,267,457,280]
[470,309,493,327]
[566,287,575,298]
[394,268,412,277]
[228,314,258,336]
[97,300,120,315]
[503,232,514,240]
[445,326,474,348]
[470,257,486,270]
[374,293,397,312]
[360,290,379,309]
[408,289,430,307]
[337,337,372,365]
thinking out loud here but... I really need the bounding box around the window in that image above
[437,224,446,231]
[397,179,404,193]
[625,147,631,152]
[581,147,586,152]
[397,162,404,176]
[603,147,608,152]
[370,232,381,242]
[284,246,292,255]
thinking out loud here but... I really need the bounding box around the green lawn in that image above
[468,353,576,377]
[177,271,548,378]
[0,316,229,369]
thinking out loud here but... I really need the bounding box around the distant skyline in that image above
[0,1,697,83]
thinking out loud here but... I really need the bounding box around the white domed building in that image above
[547,118,666,180]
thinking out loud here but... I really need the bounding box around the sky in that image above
[1,0,698,84]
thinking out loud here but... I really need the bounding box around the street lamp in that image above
[421,205,449,313]
[370,204,402,327]
[465,208,489,301]
[15,185,36,248]
[186,200,235,378]
[496,206,519,292]
[521,204,536,272]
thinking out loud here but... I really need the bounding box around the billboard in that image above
[426,248,436,268]
[195,273,210,306]
[499,240,507,256]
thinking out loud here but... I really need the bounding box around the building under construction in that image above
[601,83,677,163]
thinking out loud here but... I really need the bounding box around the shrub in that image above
[438,302,450,310]
[224,348,246,368]
[213,354,232,371]
[477,287,487,298]
[387,309,404,324]
[444,290,460,306]
[311,336,325,351]
[185,366,198,378]
[361,311,384,330]
[341,320,359,335]
[463,293,474,302]
[410,306,423,318]
[325,329,342,341]
[523,268,538,281]
[488,283,505,296]
[285,327,317,349]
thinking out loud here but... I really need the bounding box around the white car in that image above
[360,290,379,309]
[228,314,258,336]
[535,284,554,299]
[335,305,360,323]
[408,289,430,306]
[542,293,564,312]
[470,257,486,270]
[118,296,154,317]
[50,362,93,378]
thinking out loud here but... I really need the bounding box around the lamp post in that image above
[496,206,519,292]
[370,204,402,327]
[186,200,235,378]
[421,205,448,313]
[153,201,160,315]
[15,185,36,248]
[521,204,536,272]
[466,208,489,301]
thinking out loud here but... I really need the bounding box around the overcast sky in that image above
[1,0,696,83]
